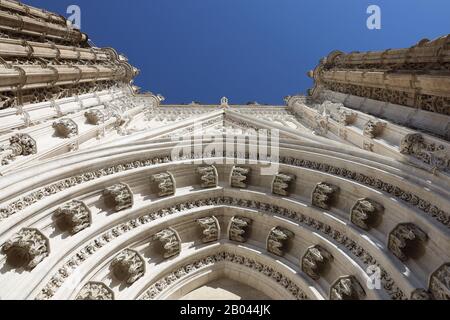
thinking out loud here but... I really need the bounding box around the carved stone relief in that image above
[52,118,79,138]
[350,198,383,230]
[301,245,333,280]
[228,216,252,243]
[429,263,450,300]
[388,223,428,261]
[267,226,294,257]
[103,183,133,212]
[272,173,296,196]
[363,120,385,138]
[76,282,114,300]
[311,182,339,210]
[230,166,250,188]
[197,216,220,243]
[85,108,108,125]
[196,165,218,188]
[151,172,176,197]
[54,200,91,234]
[330,276,366,300]
[152,228,180,259]
[110,249,145,285]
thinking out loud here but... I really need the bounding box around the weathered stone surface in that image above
[229,216,252,243]
[151,172,176,197]
[153,228,180,259]
[267,227,294,256]
[54,200,91,234]
[76,282,114,300]
[330,276,366,300]
[230,166,250,188]
[111,249,145,285]
[311,182,339,210]
[429,263,450,300]
[301,245,333,280]
[197,216,220,243]
[272,173,296,196]
[196,165,218,188]
[388,223,428,261]
[350,198,383,230]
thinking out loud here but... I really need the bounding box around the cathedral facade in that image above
[0,1,448,300]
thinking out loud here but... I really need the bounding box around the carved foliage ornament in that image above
[267,226,294,257]
[76,282,114,300]
[388,223,427,261]
[301,245,333,280]
[363,120,385,138]
[151,172,176,197]
[196,165,218,188]
[54,200,91,234]
[230,166,250,188]
[429,263,450,300]
[312,182,339,210]
[350,198,383,230]
[338,110,357,126]
[153,228,180,259]
[330,276,366,300]
[110,249,145,285]
[1,133,37,165]
[103,183,133,212]
[197,216,220,243]
[272,173,296,196]
[228,216,252,243]
[2,228,49,270]
[52,118,78,138]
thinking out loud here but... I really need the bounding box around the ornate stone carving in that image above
[197,216,220,243]
[388,223,428,261]
[76,282,114,300]
[228,216,252,243]
[52,118,78,138]
[411,289,433,300]
[350,198,383,230]
[272,173,296,196]
[196,165,218,188]
[230,166,250,188]
[311,182,339,210]
[313,113,329,136]
[2,228,49,270]
[9,133,37,156]
[363,120,385,138]
[153,228,180,259]
[151,172,176,197]
[330,276,366,300]
[85,108,108,124]
[429,263,450,300]
[110,249,145,285]
[140,251,309,300]
[267,226,294,256]
[338,110,357,125]
[54,200,91,234]
[363,140,374,152]
[301,245,333,280]
[103,183,133,212]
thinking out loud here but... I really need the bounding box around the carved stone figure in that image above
[2,228,49,270]
[429,263,450,300]
[85,108,108,124]
[267,227,294,256]
[153,228,180,259]
[338,110,357,125]
[350,198,383,230]
[301,245,333,280]
[363,120,385,138]
[103,183,133,212]
[330,276,366,300]
[228,216,252,243]
[230,166,250,188]
[388,223,428,261]
[110,249,145,285]
[196,165,218,188]
[76,282,114,300]
[151,172,176,197]
[197,216,220,243]
[272,173,296,196]
[54,200,91,234]
[52,118,79,138]
[311,182,339,210]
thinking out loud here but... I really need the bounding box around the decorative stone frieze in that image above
[363,120,385,138]
[350,198,383,230]
[267,226,294,257]
[228,216,252,243]
[2,228,49,270]
[197,216,220,243]
[110,249,145,285]
[76,282,114,300]
[54,200,91,234]
[85,108,108,125]
[330,276,366,300]
[151,172,176,197]
[103,183,134,212]
[301,245,333,280]
[152,228,181,259]
[140,251,309,300]
[52,118,79,138]
[429,263,450,300]
[196,165,218,188]
[311,182,339,210]
[272,173,296,196]
[230,166,250,188]
[388,223,428,261]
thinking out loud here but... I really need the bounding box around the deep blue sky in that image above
[24,0,450,104]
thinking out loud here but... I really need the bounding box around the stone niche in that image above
[152,228,181,259]
[54,200,92,234]
[103,183,134,212]
[228,216,252,243]
[2,228,49,270]
[266,226,294,257]
[76,282,114,300]
[271,173,296,196]
[151,172,176,197]
[388,223,428,261]
[330,276,366,300]
[197,216,220,243]
[110,249,145,285]
[229,166,250,188]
